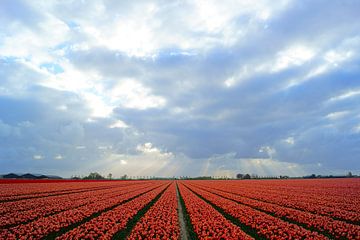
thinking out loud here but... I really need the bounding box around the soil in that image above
[176,184,189,240]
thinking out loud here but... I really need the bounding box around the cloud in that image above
[328,89,360,102]
[111,79,166,110]
[325,111,349,120]
[198,152,314,177]
[271,45,315,72]
[54,154,63,160]
[353,124,360,134]
[109,120,129,129]
[1,0,360,177]
[258,146,276,158]
[0,120,20,137]
[283,137,295,145]
[33,154,44,160]
[99,142,185,178]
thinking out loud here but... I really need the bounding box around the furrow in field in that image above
[176,182,190,240]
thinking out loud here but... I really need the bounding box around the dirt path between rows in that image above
[176,183,189,240]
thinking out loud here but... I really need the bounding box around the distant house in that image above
[236,173,251,179]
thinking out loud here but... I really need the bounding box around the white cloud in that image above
[33,154,44,160]
[0,15,70,63]
[82,92,113,118]
[57,105,68,111]
[272,45,315,72]
[224,45,316,88]
[109,120,129,129]
[324,50,353,66]
[238,158,305,176]
[200,152,309,177]
[54,154,63,160]
[34,0,290,58]
[259,146,276,159]
[283,137,295,145]
[45,62,102,88]
[98,146,112,150]
[136,142,173,158]
[328,89,360,102]
[224,76,236,88]
[222,65,253,87]
[120,159,127,165]
[93,16,155,57]
[111,79,166,110]
[325,111,349,120]
[284,48,356,89]
[101,143,179,177]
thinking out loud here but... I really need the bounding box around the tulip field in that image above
[0,178,359,239]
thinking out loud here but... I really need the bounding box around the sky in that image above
[0,0,360,178]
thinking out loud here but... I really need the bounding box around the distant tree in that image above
[236,173,243,179]
[303,174,317,179]
[83,172,104,180]
[347,172,353,177]
[251,174,258,179]
[107,173,112,180]
[120,174,127,180]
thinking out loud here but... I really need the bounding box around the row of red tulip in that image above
[127,182,180,240]
[183,183,328,240]
[0,184,118,215]
[190,180,360,222]
[56,183,170,240]
[178,183,254,239]
[0,182,122,202]
[0,182,167,239]
[241,179,359,213]
[0,182,154,228]
[0,181,149,216]
[1,179,358,239]
[0,182,93,199]
[189,182,360,239]
[199,179,359,209]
